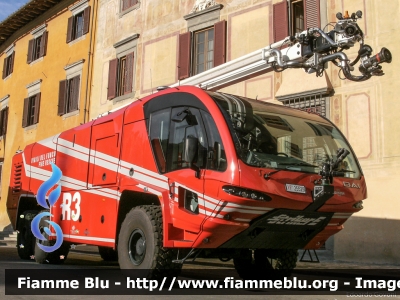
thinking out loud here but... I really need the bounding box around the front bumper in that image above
[219,209,333,249]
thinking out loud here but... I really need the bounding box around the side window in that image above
[149,107,207,174]
[201,111,227,171]
[149,109,171,173]
[167,107,207,172]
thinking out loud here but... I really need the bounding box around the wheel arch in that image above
[116,190,161,246]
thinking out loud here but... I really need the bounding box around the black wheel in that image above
[234,249,298,279]
[34,212,70,264]
[98,246,118,261]
[118,205,181,279]
[16,210,37,260]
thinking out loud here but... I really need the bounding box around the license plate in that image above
[285,184,306,194]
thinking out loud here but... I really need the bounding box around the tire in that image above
[34,212,70,264]
[117,205,181,279]
[98,246,118,261]
[16,210,37,260]
[234,249,298,279]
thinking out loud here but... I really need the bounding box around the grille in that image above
[12,163,22,193]
[281,93,328,117]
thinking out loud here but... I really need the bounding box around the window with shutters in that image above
[58,76,80,116]
[0,95,9,136]
[178,20,226,80]
[60,59,84,118]
[107,34,138,102]
[107,53,134,101]
[0,107,8,136]
[66,2,90,43]
[2,53,14,79]
[273,0,321,42]
[27,32,48,63]
[22,93,41,128]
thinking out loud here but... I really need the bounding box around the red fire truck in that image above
[6,11,391,278]
[8,85,366,277]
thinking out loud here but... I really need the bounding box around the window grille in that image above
[280,93,329,118]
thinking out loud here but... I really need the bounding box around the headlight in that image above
[222,185,271,201]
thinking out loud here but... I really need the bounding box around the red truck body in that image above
[7,86,366,274]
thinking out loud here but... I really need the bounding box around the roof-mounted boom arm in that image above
[172,10,392,90]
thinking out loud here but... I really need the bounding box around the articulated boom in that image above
[175,10,392,90]
[268,10,391,82]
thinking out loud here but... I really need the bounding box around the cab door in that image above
[149,106,207,238]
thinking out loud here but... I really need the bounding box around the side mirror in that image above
[183,135,200,178]
[172,109,198,125]
[214,142,222,169]
[213,142,226,170]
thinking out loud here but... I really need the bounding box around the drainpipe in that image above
[83,0,97,123]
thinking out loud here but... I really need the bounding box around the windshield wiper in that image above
[278,162,319,168]
[335,169,356,173]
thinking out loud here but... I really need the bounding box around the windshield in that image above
[208,92,361,179]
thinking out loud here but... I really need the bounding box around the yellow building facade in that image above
[0,0,97,230]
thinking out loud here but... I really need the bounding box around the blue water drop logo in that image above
[31,163,64,253]
[36,164,62,209]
